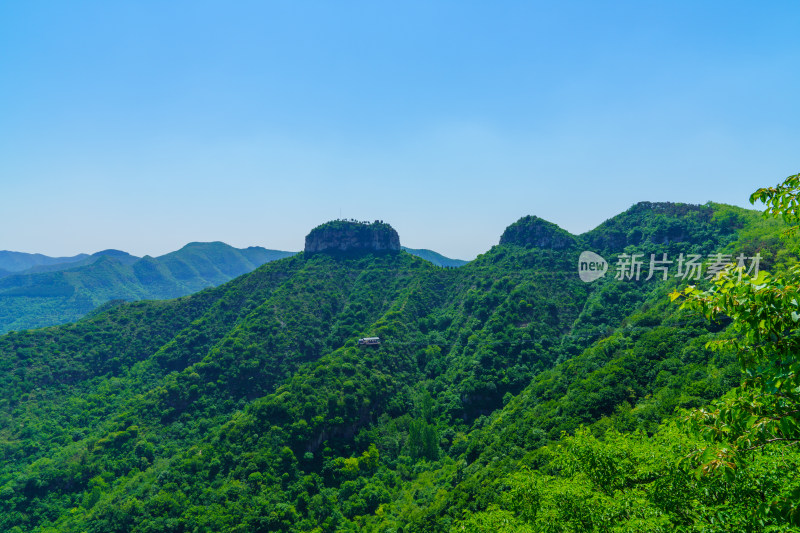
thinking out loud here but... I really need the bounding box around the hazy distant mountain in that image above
[0,242,295,333]
[402,246,467,267]
[155,242,293,292]
[6,249,141,277]
[0,250,89,275]
[91,249,140,264]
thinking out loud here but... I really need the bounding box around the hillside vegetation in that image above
[1,183,799,532]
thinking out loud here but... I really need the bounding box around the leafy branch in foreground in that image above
[671,172,800,525]
[751,172,800,233]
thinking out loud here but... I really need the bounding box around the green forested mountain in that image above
[0,242,295,334]
[401,247,467,268]
[0,198,798,532]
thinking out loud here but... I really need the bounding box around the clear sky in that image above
[2,1,799,260]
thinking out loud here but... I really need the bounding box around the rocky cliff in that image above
[304,220,401,254]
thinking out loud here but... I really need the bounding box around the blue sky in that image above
[2,1,799,259]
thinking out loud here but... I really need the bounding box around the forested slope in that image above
[0,198,797,532]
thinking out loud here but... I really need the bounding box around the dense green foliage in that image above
[0,242,294,334]
[0,196,798,532]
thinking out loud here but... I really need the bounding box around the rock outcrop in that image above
[304,220,401,254]
[499,216,576,250]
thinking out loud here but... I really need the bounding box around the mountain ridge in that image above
[0,200,795,531]
[401,247,467,267]
[0,242,296,333]
[0,250,90,276]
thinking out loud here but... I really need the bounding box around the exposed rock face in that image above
[499,215,577,250]
[304,220,401,254]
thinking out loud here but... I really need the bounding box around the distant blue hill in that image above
[402,247,467,267]
[0,251,89,276]
[0,242,296,333]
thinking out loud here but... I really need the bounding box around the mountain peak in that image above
[92,249,135,258]
[304,220,401,254]
[91,249,139,266]
[581,201,724,252]
[180,241,228,249]
[499,215,576,250]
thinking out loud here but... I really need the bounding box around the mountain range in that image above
[0,243,294,334]
[0,200,797,532]
[0,250,92,276]
[0,243,467,334]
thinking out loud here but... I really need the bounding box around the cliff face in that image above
[304,220,401,254]
[499,216,577,250]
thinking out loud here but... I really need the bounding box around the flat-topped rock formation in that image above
[304,220,401,254]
